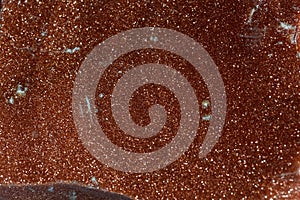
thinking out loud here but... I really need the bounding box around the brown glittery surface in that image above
[0,0,299,199]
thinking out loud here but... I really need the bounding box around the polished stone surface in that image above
[0,0,299,199]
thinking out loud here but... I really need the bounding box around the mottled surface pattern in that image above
[0,0,299,199]
[0,182,132,200]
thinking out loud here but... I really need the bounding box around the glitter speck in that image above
[99,93,104,98]
[8,96,14,104]
[47,186,54,192]
[149,35,159,42]
[16,84,28,96]
[202,114,211,121]
[202,100,210,109]
[91,176,98,185]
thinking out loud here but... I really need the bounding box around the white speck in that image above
[8,96,14,104]
[202,114,211,121]
[118,70,123,74]
[91,176,98,185]
[16,84,28,96]
[150,35,159,42]
[41,31,47,37]
[48,186,54,192]
[297,52,300,59]
[202,100,210,109]
[268,53,273,58]
[64,47,80,54]
[69,191,77,200]
[99,93,104,98]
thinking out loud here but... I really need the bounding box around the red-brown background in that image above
[0,0,299,199]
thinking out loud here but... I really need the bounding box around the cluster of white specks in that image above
[16,84,28,96]
[149,35,159,42]
[277,21,298,44]
[279,21,296,31]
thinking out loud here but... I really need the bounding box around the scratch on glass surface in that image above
[64,47,80,54]
[85,96,91,113]
[277,20,298,45]
[246,0,265,24]
[79,103,84,117]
